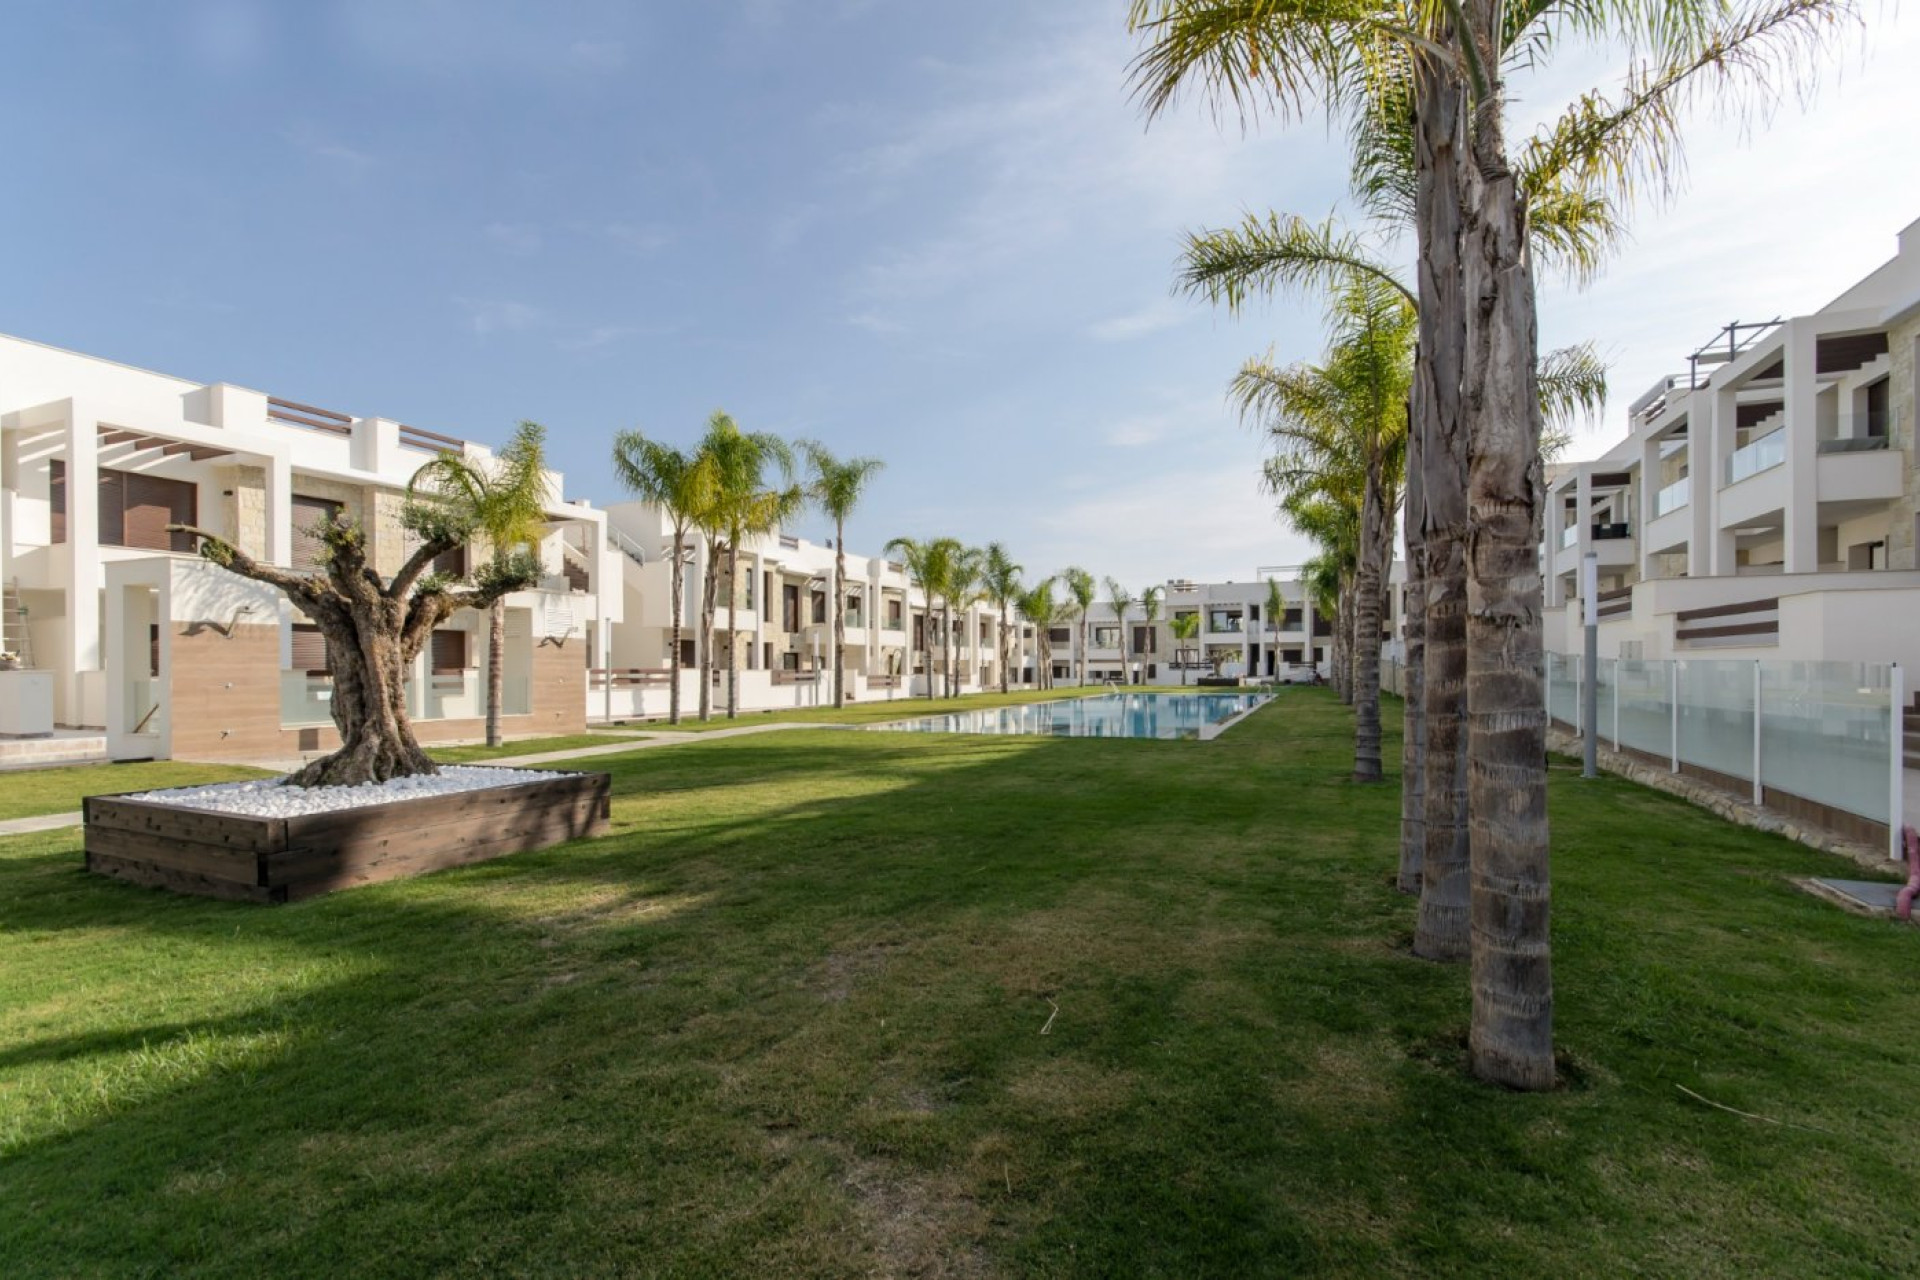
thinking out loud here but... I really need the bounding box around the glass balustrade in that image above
[1725,432,1786,484]
[1653,476,1690,517]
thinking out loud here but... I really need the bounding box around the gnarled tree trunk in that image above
[1414,57,1473,964]
[1461,38,1554,1090]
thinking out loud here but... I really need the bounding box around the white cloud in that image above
[1088,298,1192,342]
[483,222,542,255]
[605,222,672,255]
[458,298,546,336]
[847,311,907,335]
[283,124,372,170]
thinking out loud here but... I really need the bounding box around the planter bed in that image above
[84,768,611,903]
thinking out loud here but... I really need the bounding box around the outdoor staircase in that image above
[2,580,32,669]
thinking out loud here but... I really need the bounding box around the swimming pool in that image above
[866,692,1269,741]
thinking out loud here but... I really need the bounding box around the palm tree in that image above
[942,542,981,697]
[1060,566,1097,686]
[1016,578,1061,689]
[1138,585,1163,684]
[1169,611,1200,684]
[409,421,552,749]
[885,536,949,700]
[800,442,885,710]
[692,412,795,722]
[1131,0,1855,1092]
[1102,578,1134,686]
[1263,577,1285,682]
[611,430,713,725]
[980,543,1023,695]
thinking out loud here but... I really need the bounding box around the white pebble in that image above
[122,766,577,818]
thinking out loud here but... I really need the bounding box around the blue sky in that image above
[5,1,1918,585]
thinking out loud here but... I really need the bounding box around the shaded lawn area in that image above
[625,682,1130,730]
[429,732,650,764]
[0,760,273,823]
[3,690,1917,1275]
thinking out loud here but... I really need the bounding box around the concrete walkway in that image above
[0,810,85,837]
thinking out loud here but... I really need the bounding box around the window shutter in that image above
[431,629,468,674]
[291,495,342,571]
[97,470,125,546]
[50,460,66,544]
[290,624,330,675]
[125,473,196,552]
[433,545,467,578]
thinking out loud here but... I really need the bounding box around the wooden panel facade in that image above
[85,771,611,903]
[168,623,588,763]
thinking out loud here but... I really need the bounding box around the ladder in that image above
[2,580,32,669]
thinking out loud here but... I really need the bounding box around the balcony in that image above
[1725,432,1785,485]
[1653,476,1690,517]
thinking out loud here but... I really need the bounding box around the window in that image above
[1284,608,1303,629]
[433,544,468,579]
[50,460,66,543]
[1048,627,1071,644]
[811,589,827,624]
[74,467,198,552]
[290,624,331,675]
[887,598,903,628]
[1093,626,1120,649]
[764,571,775,622]
[1133,625,1156,654]
[430,629,469,674]
[292,494,344,571]
[782,583,801,632]
[1866,378,1889,438]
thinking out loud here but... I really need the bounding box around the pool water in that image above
[866,692,1269,741]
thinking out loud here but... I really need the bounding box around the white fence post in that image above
[1751,661,1763,806]
[1669,660,1680,774]
[1892,663,1905,862]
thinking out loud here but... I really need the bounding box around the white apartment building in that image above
[1058,566,1406,687]
[0,333,619,763]
[594,502,1037,717]
[1543,214,1920,672]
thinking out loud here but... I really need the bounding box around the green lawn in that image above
[633,681,1133,731]
[0,760,274,823]
[3,690,1915,1275]
[429,732,649,764]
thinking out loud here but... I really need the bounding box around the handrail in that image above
[267,397,353,436]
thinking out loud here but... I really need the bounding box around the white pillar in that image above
[1782,319,1820,574]
[1705,385,1738,577]
[1544,478,1567,607]
[64,403,101,721]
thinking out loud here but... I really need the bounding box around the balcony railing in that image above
[1560,526,1578,549]
[1818,435,1891,455]
[1653,476,1690,517]
[1725,432,1785,485]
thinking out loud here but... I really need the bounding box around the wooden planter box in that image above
[84,770,611,903]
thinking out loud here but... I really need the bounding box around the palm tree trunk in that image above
[1461,50,1554,1091]
[1351,462,1386,782]
[1398,400,1428,895]
[1414,59,1472,964]
[726,540,741,719]
[485,597,505,748]
[999,603,1010,695]
[1335,590,1354,705]
[668,532,685,725]
[833,528,847,710]
[698,542,717,722]
[1079,619,1088,686]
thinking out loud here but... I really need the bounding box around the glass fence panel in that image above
[126,678,159,734]
[1546,651,1580,729]
[419,671,481,722]
[1595,657,1617,745]
[1615,659,1672,759]
[1677,659,1755,783]
[1725,432,1786,484]
[1759,661,1892,823]
[280,671,334,727]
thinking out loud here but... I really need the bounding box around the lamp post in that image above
[1582,551,1599,780]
